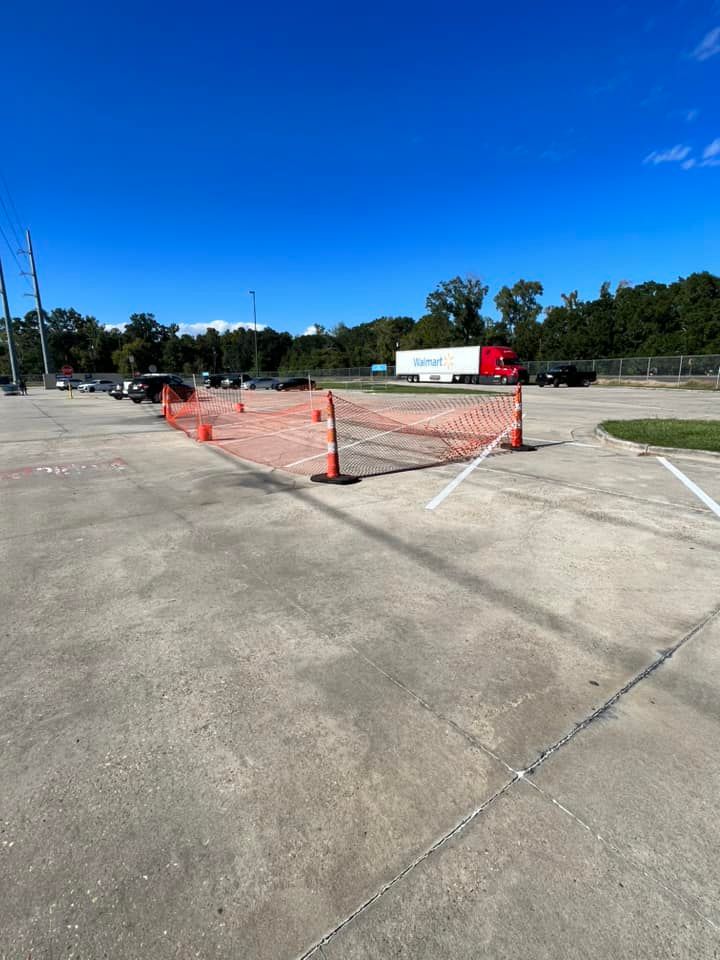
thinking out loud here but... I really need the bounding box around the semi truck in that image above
[395,345,528,385]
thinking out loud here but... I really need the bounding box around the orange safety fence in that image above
[162,385,516,477]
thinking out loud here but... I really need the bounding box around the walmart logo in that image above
[413,353,455,369]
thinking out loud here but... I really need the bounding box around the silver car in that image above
[78,379,115,393]
[243,378,279,390]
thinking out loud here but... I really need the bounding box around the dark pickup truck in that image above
[536,364,597,388]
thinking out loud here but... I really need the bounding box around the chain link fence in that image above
[527,354,720,386]
[21,353,720,389]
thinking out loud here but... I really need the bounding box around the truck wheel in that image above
[500,376,508,385]
[537,381,545,388]
[582,378,590,387]
[553,379,560,387]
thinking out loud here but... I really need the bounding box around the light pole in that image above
[249,290,259,376]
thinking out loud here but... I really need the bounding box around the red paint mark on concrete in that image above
[0,458,128,481]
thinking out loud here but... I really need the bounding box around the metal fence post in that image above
[646,357,651,380]
[677,355,683,385]
[618,358,623,379]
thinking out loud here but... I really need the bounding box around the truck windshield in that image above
[499,357,519,366]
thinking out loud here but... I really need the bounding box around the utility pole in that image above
[249,290,259,376]
[25,229,51,374]
[0,258,20,384]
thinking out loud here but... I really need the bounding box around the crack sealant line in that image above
[523,778,719,931]
[347,641,515,775]
[296,601,720,958]
[520,601,720,778]
[296,775,519,960]
[479,464,711,516]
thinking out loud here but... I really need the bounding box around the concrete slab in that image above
[318,779,718,959]
[2,385,719,959]
[1,420,510,958]
[532,615,720,926]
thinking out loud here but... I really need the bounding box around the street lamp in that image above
[249,290,259,377]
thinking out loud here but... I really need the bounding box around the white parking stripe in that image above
[425,430,510,511]
[657,457,720,518]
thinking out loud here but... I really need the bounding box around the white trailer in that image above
[395,346,481,383]
[396,345,528,384]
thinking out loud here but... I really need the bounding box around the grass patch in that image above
[317,380,494,395]
[597,378,718,390]
[601,419,720,452]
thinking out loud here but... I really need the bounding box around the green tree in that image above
[425,276,488,344]
[161,325,184,372]
[494,280,544,359]
[13,312,45,374]
[405,312,454,348]
[112,338,158,375]
[279,332,347,371]
[484,318,512,345]
[673,272,720,353]
[124,312,165,345]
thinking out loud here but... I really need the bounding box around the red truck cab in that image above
[480,346,528,384]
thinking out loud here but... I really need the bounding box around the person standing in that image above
[19,378,27,395]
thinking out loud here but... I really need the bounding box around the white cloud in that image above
[702,138,720,160]
[643,144,691,165]
[104,322,127,332]
[691,26,720,61]
[301,324,319,336]
[644,139,720,171]
[176,320,267,336]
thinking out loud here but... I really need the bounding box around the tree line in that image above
[2,272,719,377]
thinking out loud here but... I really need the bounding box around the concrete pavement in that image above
[1,386,719,958]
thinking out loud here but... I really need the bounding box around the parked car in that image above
[109,379,133,400]
[78,379,115,393]
[274,376,317,391]
[220,373,253,388]
[1,382,19,396]
[243,377,279,390]
[203,373,224,388]
[536,365,597,388]
[56,377,85,391]
[127,374,193,404]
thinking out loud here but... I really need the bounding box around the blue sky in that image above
[1,0,718,336]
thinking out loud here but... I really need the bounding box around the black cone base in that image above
[311,473,361,484]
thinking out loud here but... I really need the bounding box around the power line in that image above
[0,170,32,290]
[0,221,28,280]
[0,191,24,255]
[0,169,26,243]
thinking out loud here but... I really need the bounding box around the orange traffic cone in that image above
[503,384,535,452]
[311,392,360,484]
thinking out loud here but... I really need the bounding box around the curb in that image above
[594,425,720,461]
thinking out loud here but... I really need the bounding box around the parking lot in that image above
[1,385,719,959]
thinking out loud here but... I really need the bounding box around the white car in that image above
[56,377,84,390]
[78,379,115,393]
